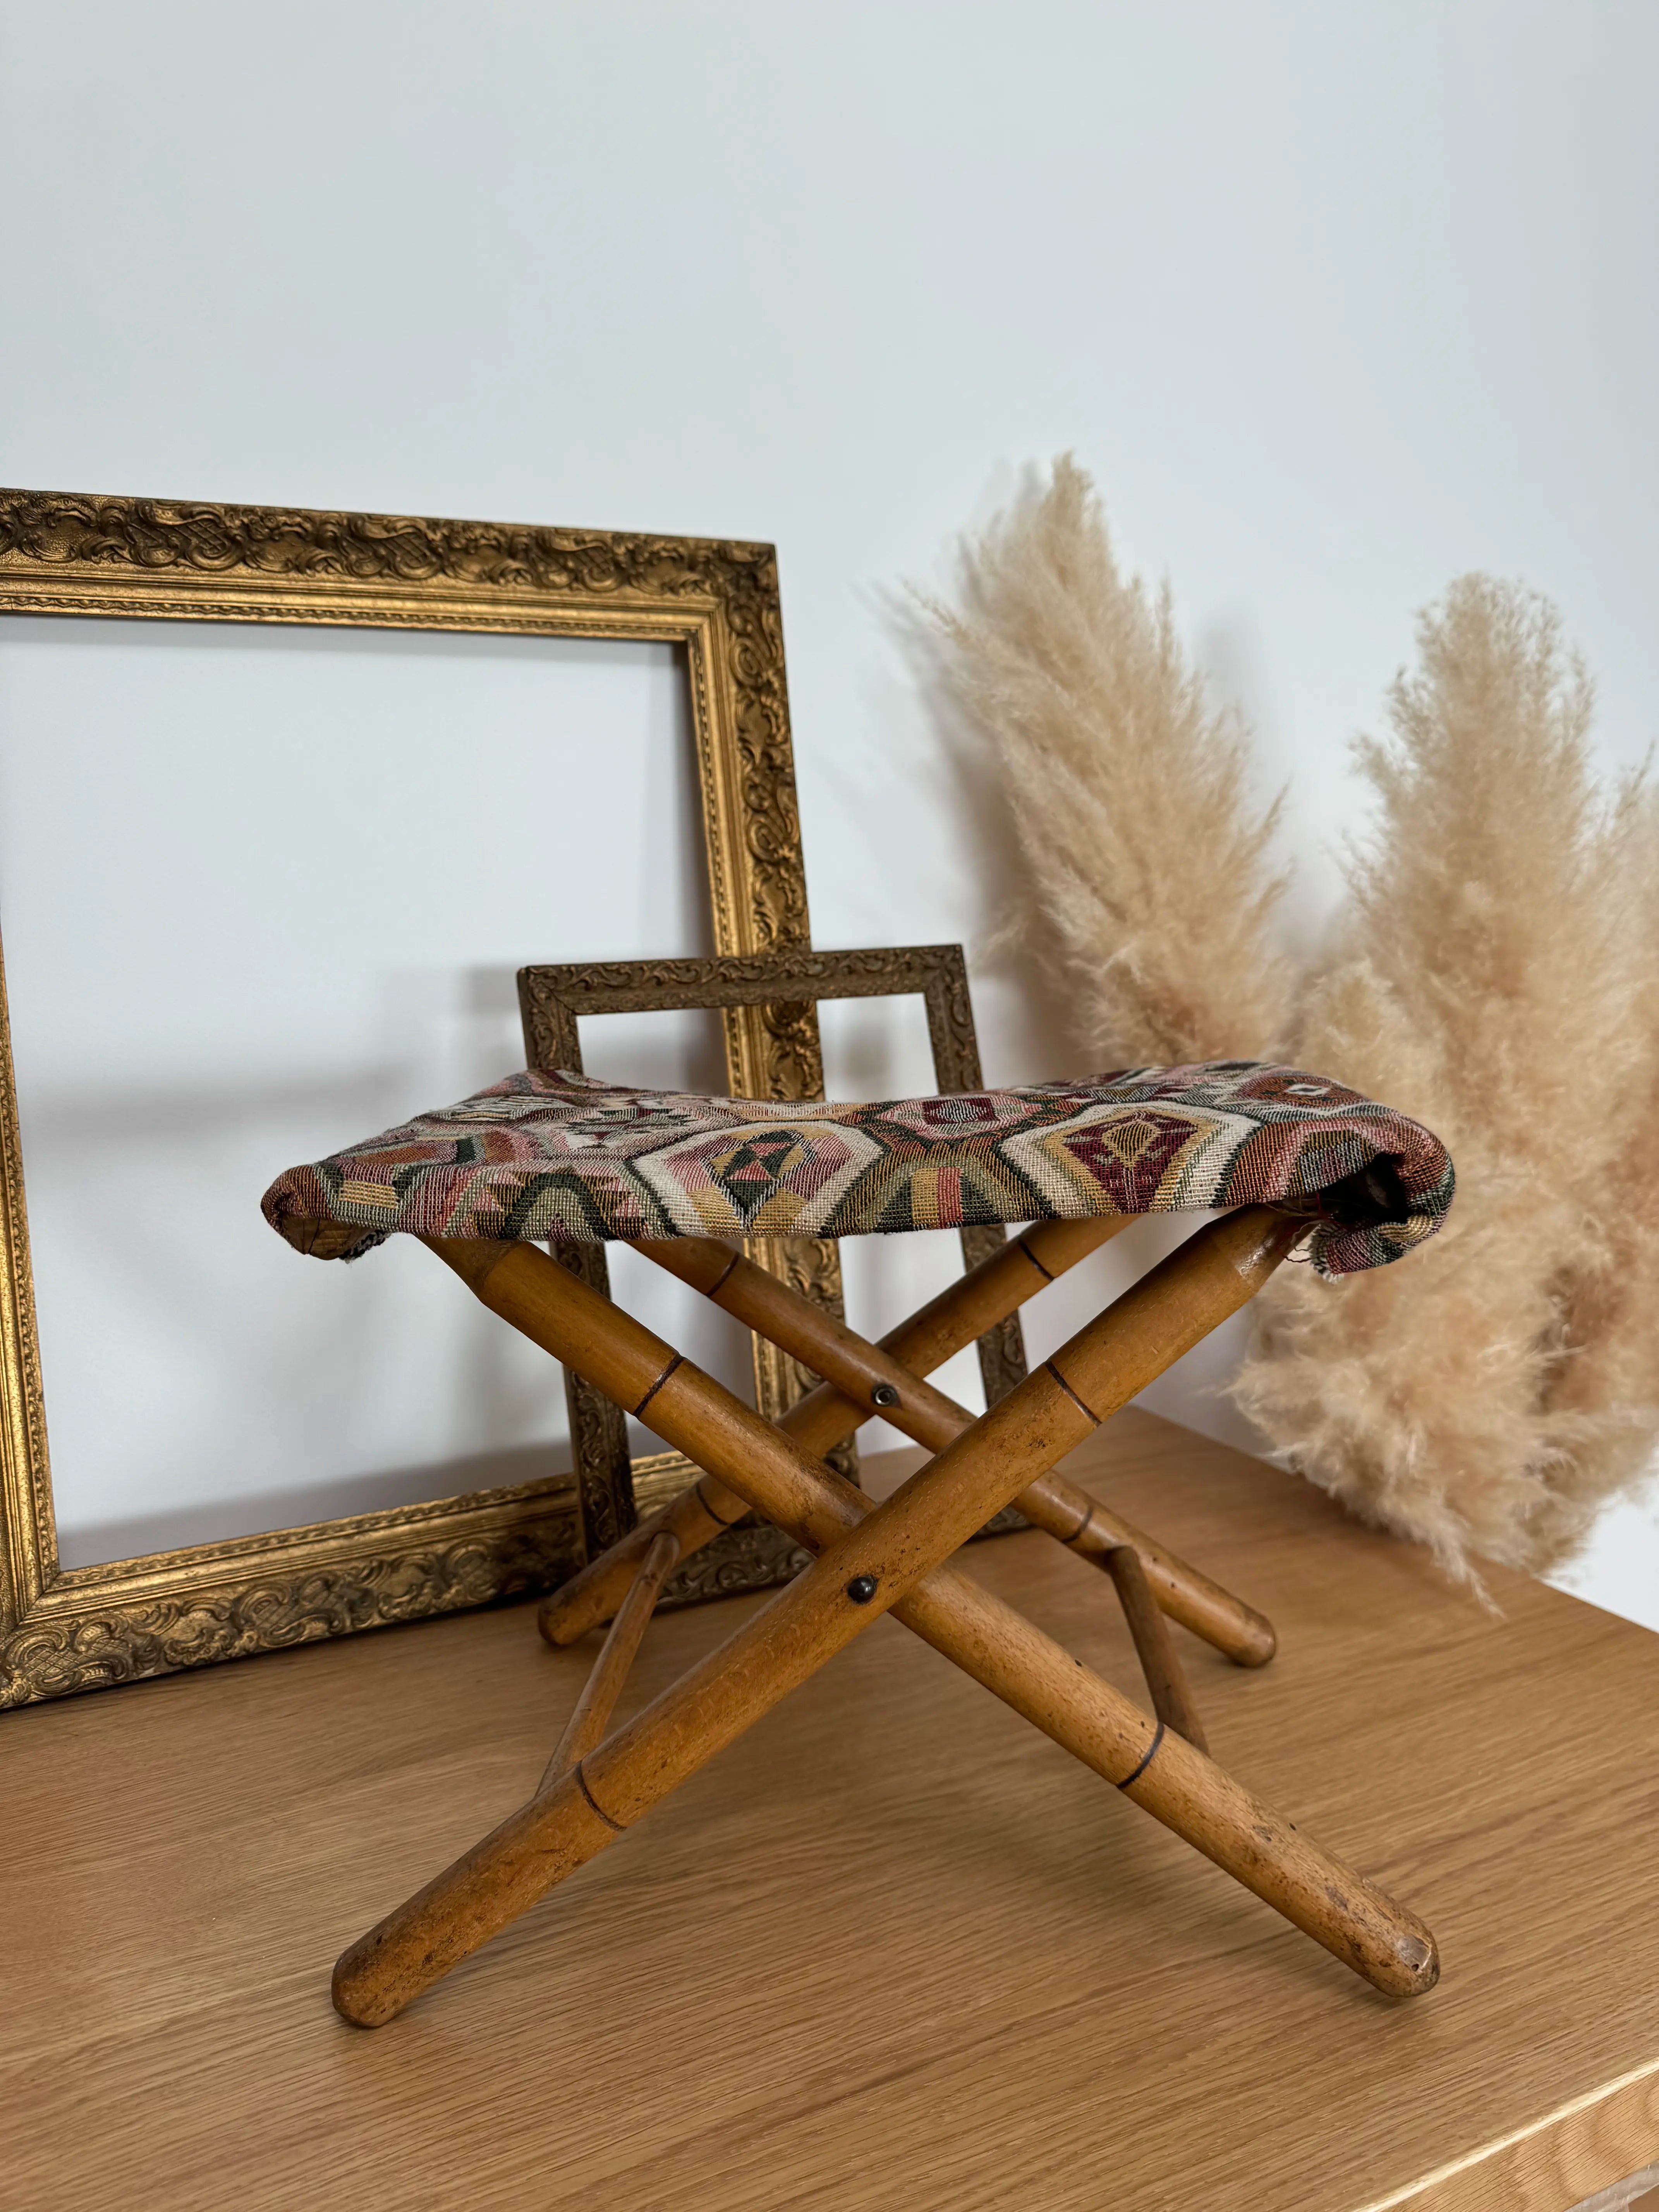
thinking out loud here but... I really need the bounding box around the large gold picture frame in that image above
[0,485,825,1706]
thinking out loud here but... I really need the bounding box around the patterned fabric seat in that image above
[262,1059,1453,1278]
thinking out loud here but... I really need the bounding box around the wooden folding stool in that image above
[262,1054,1455,2027]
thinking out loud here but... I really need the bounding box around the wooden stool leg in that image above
[637,1229,1276,1676]
[332,1210,1436,2025]
[546,1217,1276,1667]
[1052,1501,1272,1662]
[538,1214,1123,1646]
[640,1232,1224,1745]
[1103,1542,1207,1751]
[539,1529,680,1790]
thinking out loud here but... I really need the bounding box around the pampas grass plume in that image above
[1234,578,1659,1582]
[917,458,1294,1066]
[921,460,1659,1584]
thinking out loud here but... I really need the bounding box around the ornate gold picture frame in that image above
[517,943,1031,1609]
[0,486,820,1706]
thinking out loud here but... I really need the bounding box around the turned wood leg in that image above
[546,1214,1275,1666]
[332,1211,1437,2025]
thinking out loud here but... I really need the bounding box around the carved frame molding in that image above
[0,485,819,1705]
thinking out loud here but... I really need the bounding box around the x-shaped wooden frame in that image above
[332,1204,1440,2027]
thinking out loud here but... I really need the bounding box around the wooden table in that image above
[3,1409,1658,2211]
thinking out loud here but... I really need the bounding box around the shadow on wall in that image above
[28,968,754,1572]
[26,1043,566,1570]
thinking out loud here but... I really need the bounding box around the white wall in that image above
[1,2,1655,1615]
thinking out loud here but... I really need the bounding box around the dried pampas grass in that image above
[917,457,1294,1066]
[1235,580,1659,1580]
[918,463,1659,1584]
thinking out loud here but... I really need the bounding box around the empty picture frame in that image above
[516,944,1032,1608]
[0,486,824,1705]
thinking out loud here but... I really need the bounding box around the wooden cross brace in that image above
[331,1207,1439,2027]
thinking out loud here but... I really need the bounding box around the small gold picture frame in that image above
[517,943,1030,1610]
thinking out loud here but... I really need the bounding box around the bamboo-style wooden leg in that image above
[537,1215,1125,1645]
[641,1231,1275,1673]
[332,1211,1437,2025]
[1051,1498,1271,1662]
[539,1530,680,1791]
[1103,1543,1207,1751]
[544,1216,1276,1667]
[643,1232,1213,1745]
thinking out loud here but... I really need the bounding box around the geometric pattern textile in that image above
[262,1059,1454,1279]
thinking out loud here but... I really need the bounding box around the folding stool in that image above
[262,1054,1455,2027]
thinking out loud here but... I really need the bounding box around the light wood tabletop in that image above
[3,1409,1657,2212]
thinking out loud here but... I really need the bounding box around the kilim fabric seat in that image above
[263,1057,1455,2027]
[262,1060,1451,1267]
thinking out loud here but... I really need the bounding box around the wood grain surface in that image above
[2,1409,1657,2212]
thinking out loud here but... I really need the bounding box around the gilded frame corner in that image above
[0,485,817,1705]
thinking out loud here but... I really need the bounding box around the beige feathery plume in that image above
[1231,577,1656,1582]
[1532,780,1659,1529]
[919,459,1659,1584]
[917,457,1294,1066]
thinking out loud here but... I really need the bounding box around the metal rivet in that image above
[845,1575,878,1604]
[870,1382,900,1408]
